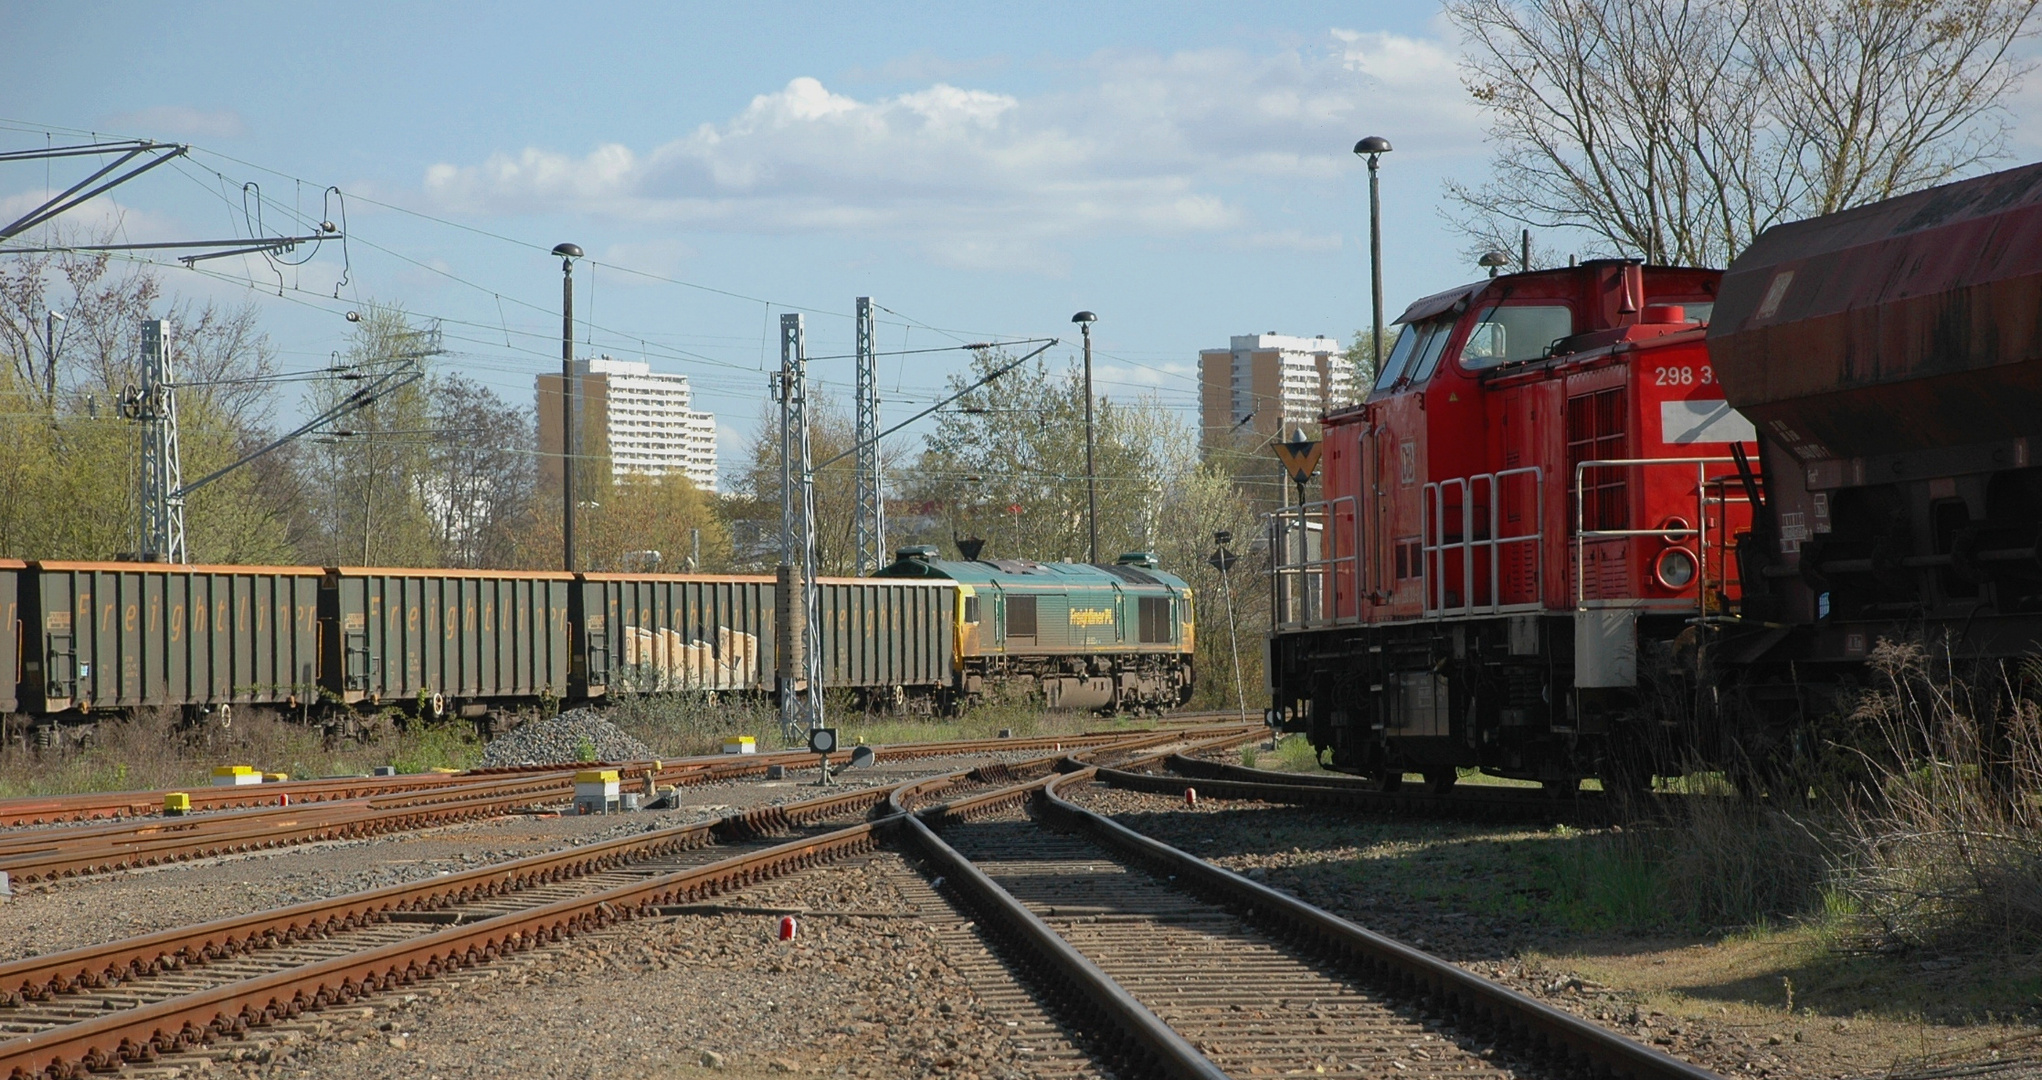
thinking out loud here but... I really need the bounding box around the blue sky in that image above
[9,1,2031,486]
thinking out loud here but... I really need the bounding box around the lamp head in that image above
[1353,136,1392,156]
[552,242,584,259]
[1479,250,1511,276]
[48,311,65,323]
[1071,310,1097,324]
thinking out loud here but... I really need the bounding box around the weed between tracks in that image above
[602,691,1154,757]
[0,693,1164,799]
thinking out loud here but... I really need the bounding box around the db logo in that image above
[1398,441,1418,486]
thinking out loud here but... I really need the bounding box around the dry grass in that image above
[0,707,482,799]
[1822,641,2042,952]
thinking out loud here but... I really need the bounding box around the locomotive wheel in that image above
[1422,768,1457,794]
[1377,771,1404,793]
[1541,777,1579,799]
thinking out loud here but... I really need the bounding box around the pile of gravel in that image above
[480,708,655,768]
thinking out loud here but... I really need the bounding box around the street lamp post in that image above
[553,242,584,573]
[1353,137,1392,370]
[1072,310,1099,563]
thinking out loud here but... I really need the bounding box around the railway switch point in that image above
[573,770,622,815]
[163,792,191,815]
[778,915,798,941]
[211,765,260,787]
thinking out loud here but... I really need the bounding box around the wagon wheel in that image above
[1421,768,1457,794]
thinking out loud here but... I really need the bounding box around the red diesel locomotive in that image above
[1266,259,1756,792]
[1272,162,2042,794]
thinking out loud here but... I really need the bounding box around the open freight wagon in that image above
[574,572,957,711]
[14,561,323,720]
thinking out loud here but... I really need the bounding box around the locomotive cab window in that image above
[1459,304,1574,370]
[962,595,980,623]
[1372,322,1429,393]
[1407,318,1456,383]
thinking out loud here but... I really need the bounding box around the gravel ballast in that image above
[480,708,656,768]
[197,850,1086,1080]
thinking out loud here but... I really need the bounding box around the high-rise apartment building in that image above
[537,356,718,492]
[1198,333,1356,448]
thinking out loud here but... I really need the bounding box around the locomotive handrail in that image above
[1421,467,1544,618]
[1572,457,1746,617]
[1265,495,1360,630]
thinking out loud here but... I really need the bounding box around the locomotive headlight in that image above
[1655,548,1698,590]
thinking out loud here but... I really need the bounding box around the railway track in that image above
[0,726,1249,1080]
[0,723,1716,1079]
[0,726,1230,883]
[0,722,1232,828]
[902,763,1725,1080]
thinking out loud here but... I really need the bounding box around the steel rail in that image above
[0,785,895,1008]
[0,773,591,881]
[0,726,1255,1080]
[1039,769,1726,1080]
[0,721,1234,827]
[903,791,1230,1080]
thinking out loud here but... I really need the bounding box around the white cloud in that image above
[103,106,249,139]
[423,30,1476,271]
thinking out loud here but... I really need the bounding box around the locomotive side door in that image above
[1369,317,1456,619]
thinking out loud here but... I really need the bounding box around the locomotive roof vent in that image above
[896,545,939,563]
[1115,551,1159,568]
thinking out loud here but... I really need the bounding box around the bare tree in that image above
[420,374,535,568]
[1445,0,2037,266]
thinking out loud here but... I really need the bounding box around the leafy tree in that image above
[300,304,438,567]
[575,472,733,573]
[0,248,288,561]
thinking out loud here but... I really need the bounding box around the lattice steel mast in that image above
[134,319,186,563]
[853,296,885,575]
[776,314,823,741]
